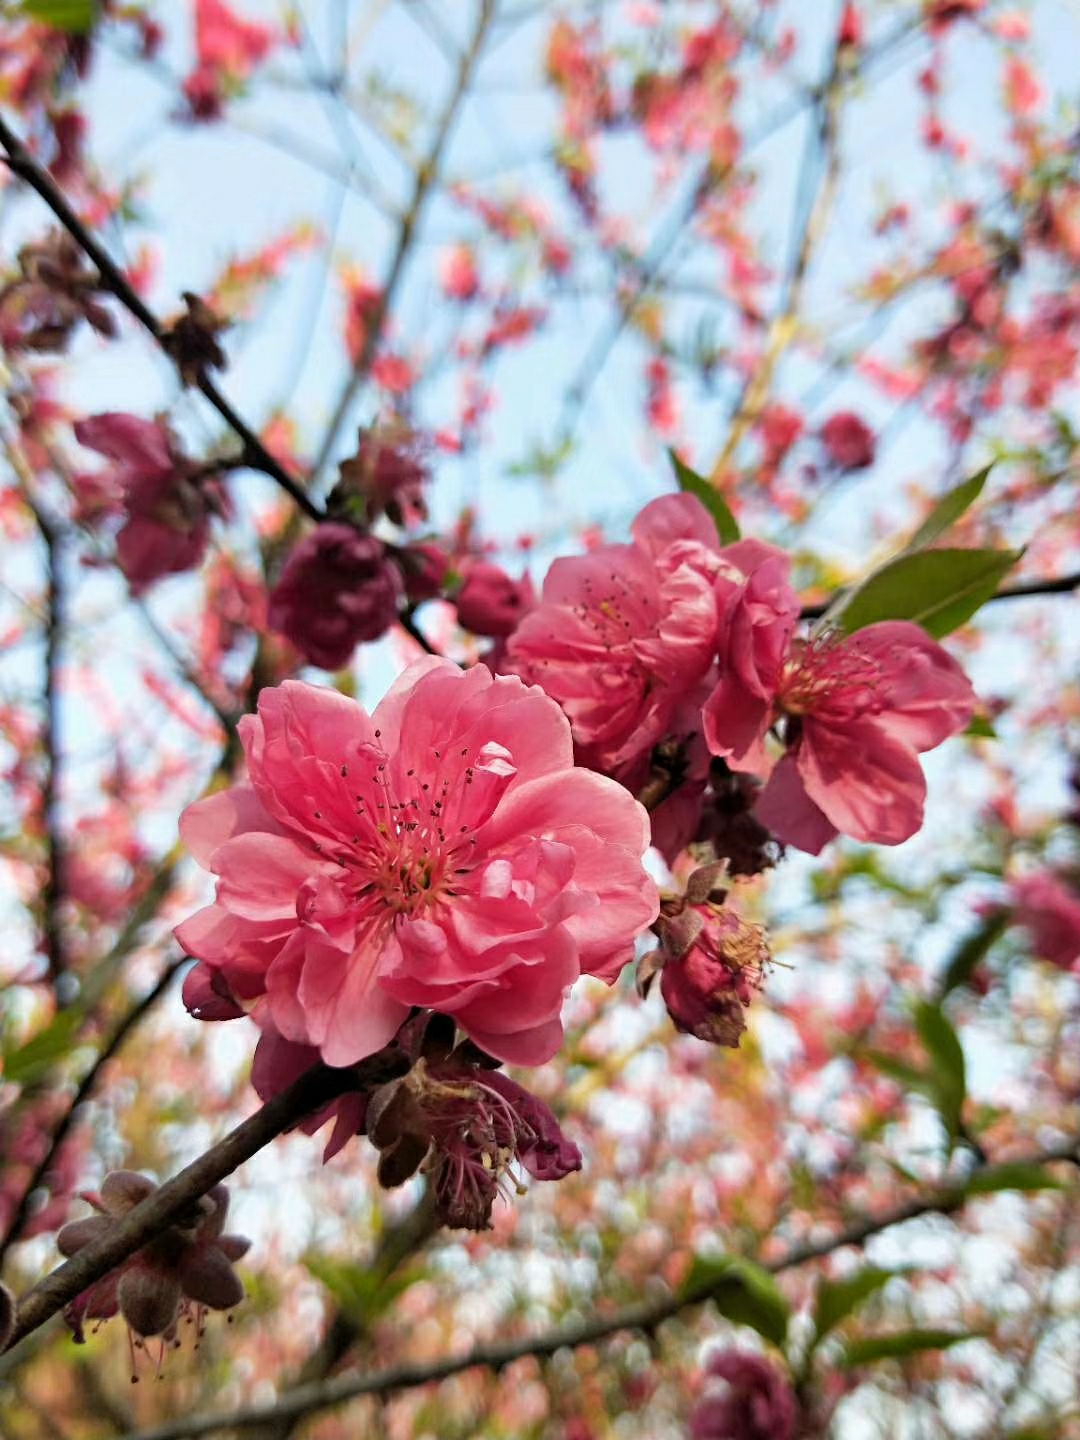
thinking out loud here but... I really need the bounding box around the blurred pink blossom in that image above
[1011,872,1080,972]
[73,412,228,593]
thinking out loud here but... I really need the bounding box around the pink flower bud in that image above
[455,561,535,637]
[1011,872,1080,973]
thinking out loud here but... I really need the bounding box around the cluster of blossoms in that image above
[56,1172,250,1351]
[506,492,976,858]
[169,487,978,1233]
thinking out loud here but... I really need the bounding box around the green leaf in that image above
[907,467,992,550]
[913,1000,967,1145]
[680,1255,789,1348]
[303,1254,423,1326]
[938,910,1009,997]
[813,1267,904,1343]
[16,0,95,31]
[964,1163,1067,1196]
[862,1050,934,1096]
[2,1009,83,1085]
[827,547,1022,638]
[842,1328,979,1368]
[964,713,997,739]
[668,450,740,544]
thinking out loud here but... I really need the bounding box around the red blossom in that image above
[73,413,229,593]
[267,523,401,669]
[689,1351,798,1440]
[455,560,535,637]
[819,411,876,471]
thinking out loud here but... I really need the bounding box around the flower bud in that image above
[454,561,535,637]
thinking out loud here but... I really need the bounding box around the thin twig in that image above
[708,27,846,484]
[115,1137,1080,1440]
[0,111,321,522]
[308,0,496,489]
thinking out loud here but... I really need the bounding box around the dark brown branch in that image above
[308,0,496,488]
[799,568,1080,622]
[2,1057,398,1355]
[120,1138,1080,1440]
[0,111,322,523]
[0,957,184,1260]
[23,490,68,994]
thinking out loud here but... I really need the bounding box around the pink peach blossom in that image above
[176,662,658,1068]
[506,493,724,779]
[73,413,228,593]
[705,606,976,852]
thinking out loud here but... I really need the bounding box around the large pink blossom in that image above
[74,413,227,593]
[704,558,976,851]
[506,493,724,778]
[1011,872,1080,973]
[176,662,658,1068]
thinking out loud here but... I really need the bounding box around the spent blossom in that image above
[267,523,401,670]
[73,412,230,593]
[366,1023,581,1230]
[646,862,770,1048]
[176,661,658,1068]
[703,544,976,851]
[57,1172,250,1345]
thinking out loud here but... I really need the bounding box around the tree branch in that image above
[0,111,321,523]
[118,1137,1080,1440]
[2,1054,403,1355]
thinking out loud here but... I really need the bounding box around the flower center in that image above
[777,632,886,722]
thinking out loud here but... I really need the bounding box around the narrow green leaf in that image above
[668,450,740,544]
[913,1000,967,1144]
[827,547,1022,638]
[17,0,95,32]
[680,1255,789,1347]
[3,1009,83,1085]
[907,467,992,550]
[813,1267,904,1343]
[964,1163,1067,1196]
[842,1328,979,1367]
[862,1050,933,1096]
[939,910,1009,997]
